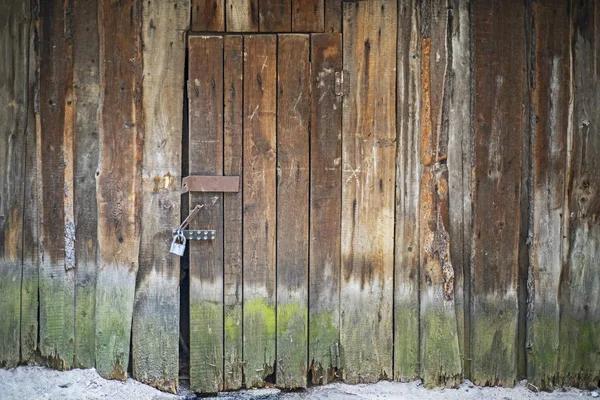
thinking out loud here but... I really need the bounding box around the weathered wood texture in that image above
[132,0,189,393]
[418,1,462,387]
[472,0,527,386]
[558,0,600,388]
[243,34,277,388]
[394,0,420,383]
[192,0,225,31]
[308,32,342,386]
[324,0,342,33]
[38,0,76,370]
[0,0,32,368]
[340,0,397,383]
[527,0,569,390]
[73,0,100,369]
[188,35,224,394]
[223,35,244,391]
[293,0,324,32]
[226,0,258,32]
[95,0,144,380]
[447,0,472,379]
[276,34,310,389]
[260,0,291,32]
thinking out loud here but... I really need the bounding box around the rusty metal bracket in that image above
[181,175,239,193]
[172,229,216,241]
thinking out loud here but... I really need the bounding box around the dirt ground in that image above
[0,366,597,400]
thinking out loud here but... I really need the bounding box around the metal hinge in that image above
[330,342,344,369]
[335,70,349,97]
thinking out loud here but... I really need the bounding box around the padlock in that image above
[170,231,187,256]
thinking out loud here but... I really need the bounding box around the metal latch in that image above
[169,205,216,256]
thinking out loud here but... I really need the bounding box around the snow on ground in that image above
[0,366,596,400]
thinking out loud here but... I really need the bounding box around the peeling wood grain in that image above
[243,35,277,388]
[192,0,225,31]
[73,0,100,369]
[223,35,244,391]
[394,0,420,382]
[38,0,76,370]
[309,32,342,386]
[131,0,189,393]
[340,0,396,383]
[0,0,31,368]
[95,0,144,380]
[527,0,570,390]
[558,0,600,388]
[188,35,224,394]
[260,0,291,32]
[293,0,324,33]
[226,0,258,32]
[276,34,310,389]
[472,0,526,386]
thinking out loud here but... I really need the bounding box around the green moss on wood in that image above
[224,304,243,390]
[277,301,307,388]
[558,316,600,388]
[309,309,339,385]
[190,301,223,393]
[394,305,420,382]
[528,313,559,390]
[244,297,276,388]
[0,268,21,367]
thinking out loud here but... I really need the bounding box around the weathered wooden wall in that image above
[1,0,599,394]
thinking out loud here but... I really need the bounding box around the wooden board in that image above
[0,0,31,368]
[95,0,143,380]
[293,0,324,32]
[418,1,461,387]
[324,0,341,33]
[471,0,526,386]
[243,34,277,388]
[131,0,189,393]
[340,0,396,383]
[192,0,225,31]
[226,0,258,32]
[447,0,472,379]
[38,0,76,370]
[259,0,291,32]
[188,35,224,394]
[308,32,342,386]
[21,1,39,364]
[72,0,100,369]
[527,0,569,390]
[223,35,244,390]
[276,34,310,389]
[394,0,420,382]
[558,0,600,388]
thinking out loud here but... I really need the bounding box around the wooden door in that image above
[187,33,342,393]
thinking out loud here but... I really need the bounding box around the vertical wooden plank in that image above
[394,0,420,383]
[309,32,342,386]
[192,0,225,31]
[21,1,39,363]
[72,0,100,369]
[293,0,324,32]
[527,0,569,390]
[188,35,224,394]
[276,34,310,389]
[341,0,396,383]
[243,34,277,388]
[0,0,30,368]
[132,0,189,393]
[418,1,462,387]
[558,0,600,388]
[259,0,291,32]
[38,0,76,370]
[223,35,244,390]
[447,0,472,380]
[226,0,258,32]
[472,0,526,386]
[324,0,342,33]
[95,0,143,380]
